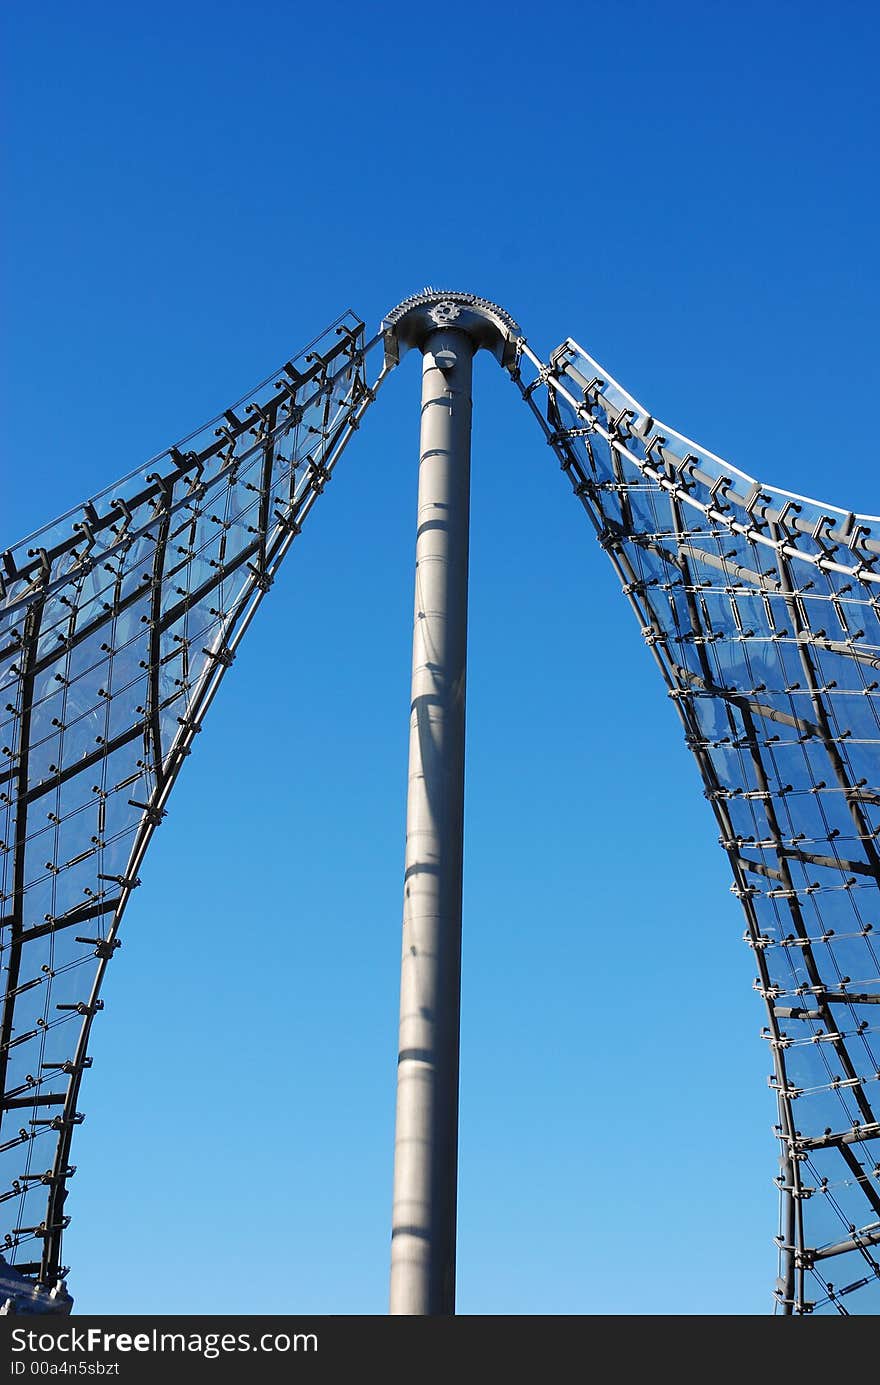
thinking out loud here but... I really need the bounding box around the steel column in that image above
[390,328,474,1315]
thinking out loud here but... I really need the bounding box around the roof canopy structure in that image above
[1,292,879,1316]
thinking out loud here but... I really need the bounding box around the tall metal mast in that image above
[382,292,521,1315]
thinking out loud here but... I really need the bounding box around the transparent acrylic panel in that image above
[0,311,382,1298]
[530,332,880,1312]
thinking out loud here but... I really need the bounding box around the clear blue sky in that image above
[2,1,878,1315]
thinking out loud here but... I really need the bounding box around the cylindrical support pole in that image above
[389,328,474,1315]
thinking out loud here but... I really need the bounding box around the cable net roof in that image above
[0,313,384,1305]
[517,335,880,1314]
[3,290,878,1315]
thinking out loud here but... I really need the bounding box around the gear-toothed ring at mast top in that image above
[381,288,522,369]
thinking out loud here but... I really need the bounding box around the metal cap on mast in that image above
[381,289,521,370]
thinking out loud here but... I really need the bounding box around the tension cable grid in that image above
[515,337,880,1314]
[3,290,879,1316]
[0,314,389,1304]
